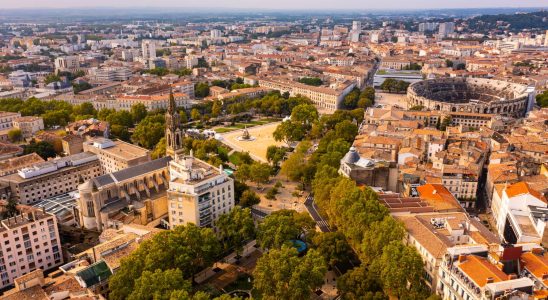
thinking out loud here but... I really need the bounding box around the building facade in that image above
[0,207,63,289]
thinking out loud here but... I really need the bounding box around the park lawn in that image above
[223,274,254,292]
[215,127,238,133]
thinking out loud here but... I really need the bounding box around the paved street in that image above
[304,194,331,232]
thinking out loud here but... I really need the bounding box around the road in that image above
[250,207,268,219]
[304,195,331,232]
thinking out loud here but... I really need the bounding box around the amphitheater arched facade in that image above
[407,77,532,118]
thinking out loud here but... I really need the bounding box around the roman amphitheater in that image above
[407,78,534,117]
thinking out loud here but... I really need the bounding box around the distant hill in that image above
[466,10,548,32]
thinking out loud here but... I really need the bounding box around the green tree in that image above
[440,115,452,131]
[372,241,428,299]
[211,100,222,118]
[536,90,548,108]
[109,224,220,300]
[343,88,361,108]
[235,163,252,182]
[129,269,191,300]
[257,210,315,250]
[239,189,260,207]
[110,124,130,141]
[216,207,256,255]
[191,108,201,121]
[151,137,167,159]
[7,128,22,142]
[106,110,133,127]
[73,102,96,118]
[195,82,210,98]
[266,145,286,166]
[290,104,318,127]
[44,73,61,85]
[360,216,405,265]
[358,87,375,108]
[131,114,165,149]
[297,77,323,86]
[130,103,148,123]
[249,162,271,188]
[4,198,18,218]
[337,266,387,300]
[273,120,305,146]
[23,141,56,159]
[335,120,358,143]
[253,245,326,300]
[311,232,352,266]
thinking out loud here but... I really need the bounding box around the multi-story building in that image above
[12,116,44,138]
[165,94,234,229]
[0,206,63,289]
[258,76,355,112]
[491,181,548,244]
[438,22,455,37]
[116,92,191,111]
[0,152,101,205]
[0,153,44,177]
[0,112,20,131]
[167,153,234,229]
[95,67,132,82]
[437,250,534,300]
[141,40,156,60]
[83,137,150,174]
[397,212,500,291]
[172,80,195,99]
[54,56,80,73]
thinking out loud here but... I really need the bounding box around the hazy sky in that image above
[0,0,546,10]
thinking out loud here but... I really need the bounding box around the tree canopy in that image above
[253,245,326,300]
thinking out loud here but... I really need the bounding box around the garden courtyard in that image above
[219,122,286,163]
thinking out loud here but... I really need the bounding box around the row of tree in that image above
[273,100,432,299]
[379,78,410,93]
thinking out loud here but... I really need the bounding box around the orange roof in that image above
[458,255,507,287]
[521,252,548,286]
[417,184,462,212]
[505,182,547,203]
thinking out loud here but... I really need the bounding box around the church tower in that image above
[165,89,184,158]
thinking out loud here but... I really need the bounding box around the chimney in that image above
[486,277,494,284]
[458,255,467,263]
[542,273,548,281]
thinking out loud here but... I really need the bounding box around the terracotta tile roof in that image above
[417,184,463,212]
[521,252,548,286]
[458,255,507,287]
[505,182,547,203]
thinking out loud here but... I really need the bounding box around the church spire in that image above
[168,87,176,114]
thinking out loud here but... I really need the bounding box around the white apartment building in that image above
[491,182,548,245]
[167,152,234,229]
[0,208,63,289]
[54,56,80,73]
[172,81,195,99]
[0,152,101,205]
[12,116,44,138]
[95,67,132,82]
[439,22,455,38]
[141,40,157,60]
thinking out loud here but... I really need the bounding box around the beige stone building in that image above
[12,116,44,138]
[83,137,151,174]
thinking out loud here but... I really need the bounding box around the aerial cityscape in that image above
[0,2,546,299]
